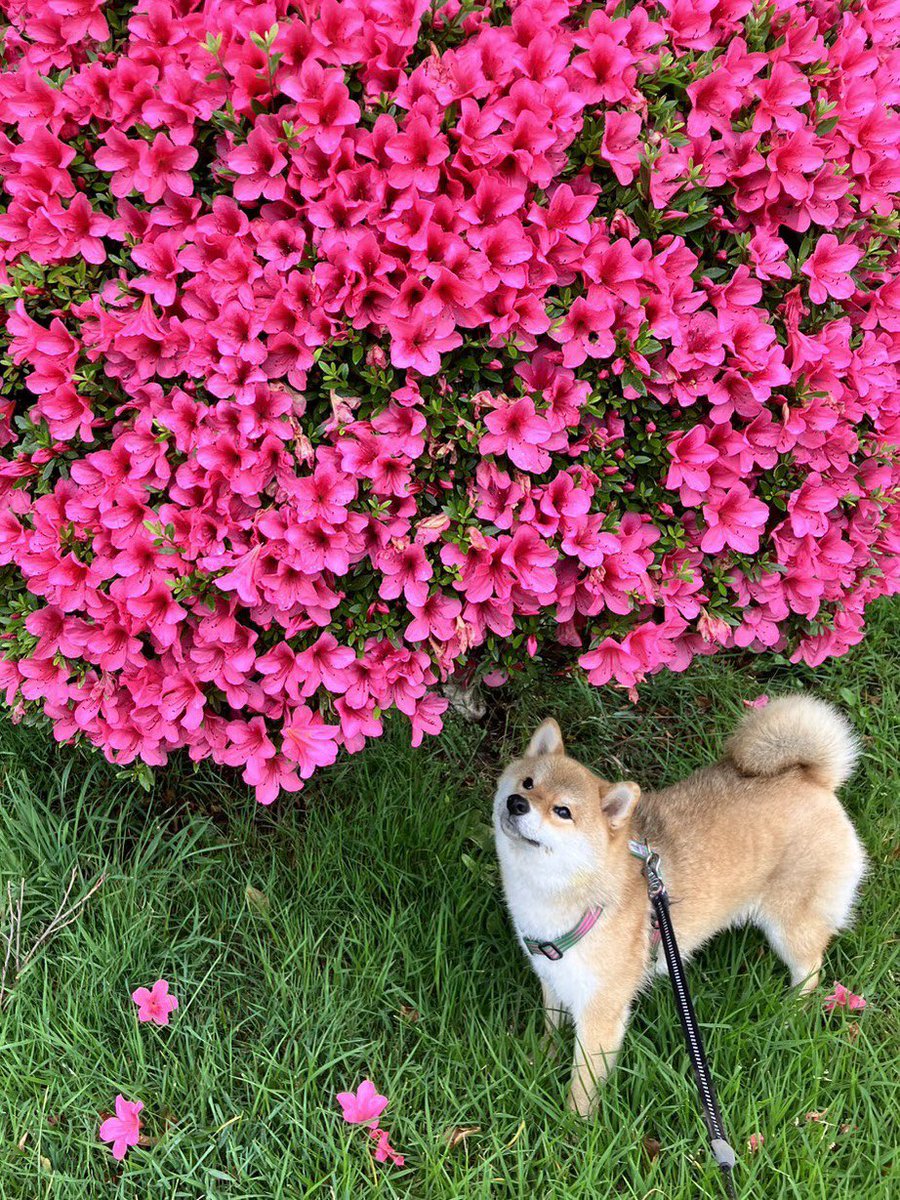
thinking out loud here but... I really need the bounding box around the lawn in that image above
[0,602,897,1200]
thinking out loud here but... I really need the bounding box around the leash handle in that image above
[643,853,738,1199]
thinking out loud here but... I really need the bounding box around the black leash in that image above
[632,843,738,1198]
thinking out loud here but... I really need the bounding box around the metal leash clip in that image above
[644,850,665,898]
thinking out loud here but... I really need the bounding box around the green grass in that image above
[0,601,898,1199]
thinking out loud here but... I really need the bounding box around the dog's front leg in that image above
[567,989,633,1117]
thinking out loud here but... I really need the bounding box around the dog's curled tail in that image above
[726,694,860,791]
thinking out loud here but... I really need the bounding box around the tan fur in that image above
[493,697,867,1117]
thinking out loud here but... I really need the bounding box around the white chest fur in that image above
[498,836,604,1020]
[528,939,600,1019]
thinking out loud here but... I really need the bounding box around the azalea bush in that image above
[0,0,898,803]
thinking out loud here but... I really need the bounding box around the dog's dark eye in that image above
[553,806,572,820]
[522,777,533,790]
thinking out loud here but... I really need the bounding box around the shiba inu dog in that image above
[494,695,867,1116]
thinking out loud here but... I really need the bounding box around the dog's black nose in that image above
[506,794,529,816]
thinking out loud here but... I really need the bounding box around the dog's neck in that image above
[499,835,646,934]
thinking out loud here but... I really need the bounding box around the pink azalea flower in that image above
[551,293,616,368]
[371,1127,405,1166]
[281,706,340,778]
[138,134,197,205]
[742,694,770,708]
[666,426,719,505]
[377,541,432,607]
[501,525,558,595]
[748,230,792,282]
[226,124,287,203]
[479,398,551,473]
[700,484,769,555]
[388,312,462,376]
[132,978,179,1026]
[336,1080,406,1168]
[405,592,461,643]
[801,235,863,305]
[788,478,840,538]
[687,68,744,138]
[600,111,643,186]
[94,130,144,198]
[386,115,450,193]
[824,982,867,1012]
[282,61,361,154]
[410,691,448,748]
[336,1080,389,1126]
[753,63,811,134]
[579,637,642,688]
[99,1095,143,1161]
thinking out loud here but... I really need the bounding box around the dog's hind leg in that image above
[757,824,866,993]
[757,910,832,993]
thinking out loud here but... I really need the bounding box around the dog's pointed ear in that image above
[601,781,641,830]
[526,718,564,758]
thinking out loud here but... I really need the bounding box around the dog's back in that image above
[636,695,867,990]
